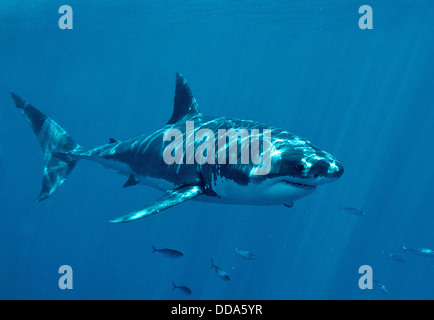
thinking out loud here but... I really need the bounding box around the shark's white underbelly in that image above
[200,177,316,206]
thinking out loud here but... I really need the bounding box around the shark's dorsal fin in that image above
[167,73,201,124]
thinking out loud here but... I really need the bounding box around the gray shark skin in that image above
[11,73,343,223]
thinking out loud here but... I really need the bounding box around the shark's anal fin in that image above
[123,175,140,188]
[283,202,294,208]
[109,185,204,223]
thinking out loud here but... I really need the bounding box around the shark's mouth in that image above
[281,180,317,191]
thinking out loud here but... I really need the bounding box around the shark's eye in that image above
[295,163,305,172]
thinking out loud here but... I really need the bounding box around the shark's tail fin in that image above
[11,93,79,201]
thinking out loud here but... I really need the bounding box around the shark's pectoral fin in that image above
[283,202,294,208]
[123,175,140,188]
[109,185,204,223]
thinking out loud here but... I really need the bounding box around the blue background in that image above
[1,0,434,299]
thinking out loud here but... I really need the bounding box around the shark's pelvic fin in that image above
[11,93,79,201]
[167,73,201,124]
[123,175,140,188]
[109,185,204,223]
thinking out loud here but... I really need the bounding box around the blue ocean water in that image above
[1,0,434,300]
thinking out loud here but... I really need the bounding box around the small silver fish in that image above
[210,258,230,281]
[235,248,256,260]
[339,204,364,216]
[402,245,434,257]
[373,280,389,294]
[171,281,192,295]
[382,250,405,263]
[151,245,184,258]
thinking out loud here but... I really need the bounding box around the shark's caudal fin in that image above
[11,93,79,201]
[167,73,201,124]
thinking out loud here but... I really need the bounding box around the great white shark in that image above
[11,73,343,223]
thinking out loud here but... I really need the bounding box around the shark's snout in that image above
[328,161,344,179]
[308,159,344,181]
[300,158,343,187]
